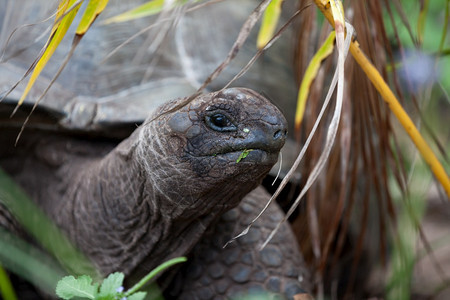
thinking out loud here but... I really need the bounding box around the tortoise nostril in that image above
[273,129,286,140]
[273,130,283,140]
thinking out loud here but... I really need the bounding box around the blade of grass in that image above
[14,0,110,144]
[0,265,17,300]
[102,0,165,24]
[11,0,109,119]
[0,168,99,279]
[0,228,66,295]
[438,0,449,54]
[76,0,110,35]
[391,0,418,46]
[257,0,283,49]
[101,0,202,25]
[14,0,82,113]
[0,7,57,64]
[417,0,429,45]
[0,1,82,106]
[295,30,335,132]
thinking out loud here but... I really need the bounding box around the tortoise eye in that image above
[211,114,229,128]
[206,113,237,132]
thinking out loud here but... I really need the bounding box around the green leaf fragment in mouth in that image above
[236,149,253,163]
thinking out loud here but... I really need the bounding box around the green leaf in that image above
[295,31,335,131]
[17,0,82,108]
[102,0,163,24]
[102,0,200,24]
[55,275,98,299]
[98,272,124,298]
[236,149,253,163]
[417,0,429,44]
[76,0,110,35]
[257,0,283,49]
[127,291,147,300]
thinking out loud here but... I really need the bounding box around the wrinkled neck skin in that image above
[57,111,266,277]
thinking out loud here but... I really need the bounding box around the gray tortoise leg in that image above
[166,186,311,299]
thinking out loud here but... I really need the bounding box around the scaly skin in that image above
[167,186,311,299]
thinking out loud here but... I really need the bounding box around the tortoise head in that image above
[136,88,288,215]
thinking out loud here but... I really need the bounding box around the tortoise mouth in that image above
[209,148,280,165]
[220,149,279,164]
[186,147,280,164]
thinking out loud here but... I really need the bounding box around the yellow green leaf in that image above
[76,0,110,35]
[295,31,335,131]
[18,0,81,107]
[53,0,72,34]
[101,0,204,24]
[257,0,283,49]
[101,0,169,24]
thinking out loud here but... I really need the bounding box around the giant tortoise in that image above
[0,0,309,299]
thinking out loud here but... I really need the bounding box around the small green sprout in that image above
[236,149,253,163]
[55,257,186,300]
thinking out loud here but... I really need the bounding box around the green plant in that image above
[56,257,186,300]
[236,149,253,163]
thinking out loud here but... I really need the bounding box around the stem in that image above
[124,257,187,296]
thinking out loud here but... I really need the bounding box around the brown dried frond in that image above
[290,1,408,297]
